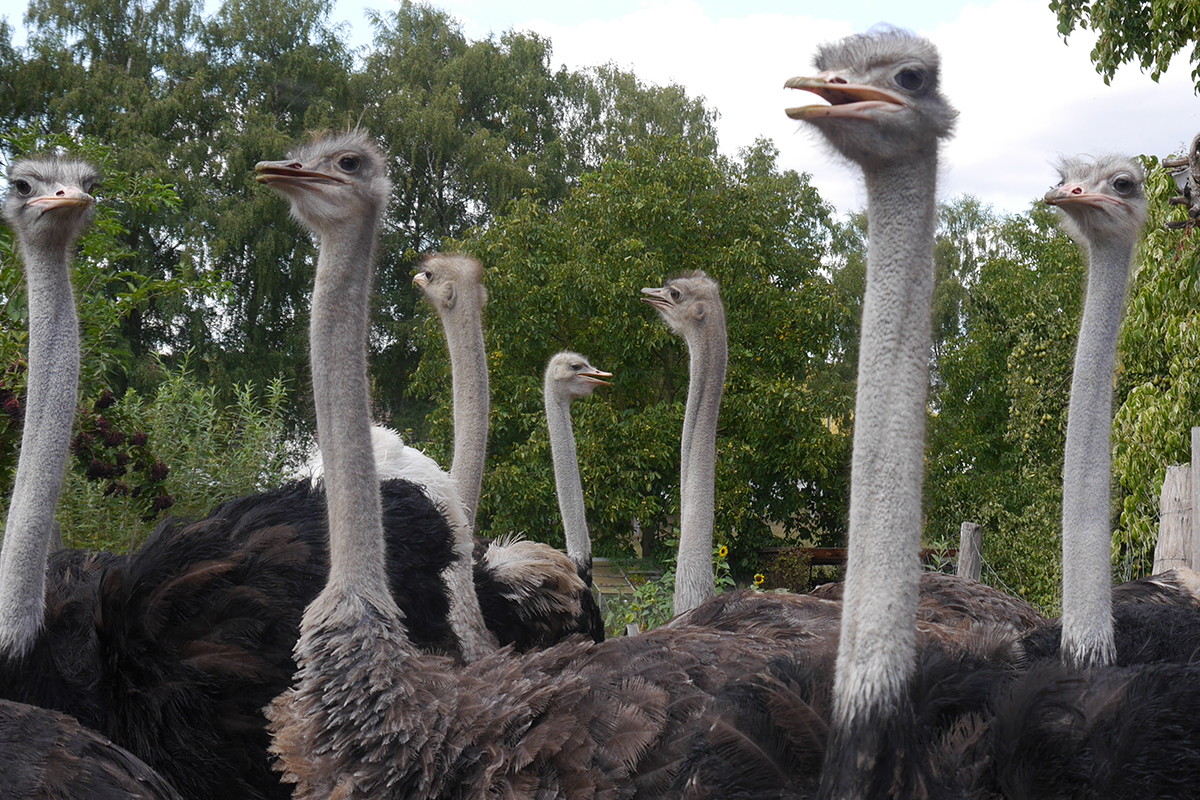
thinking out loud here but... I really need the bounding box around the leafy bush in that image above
[603,540,736,636]
[7,362,294,554]
[758,547,814,593]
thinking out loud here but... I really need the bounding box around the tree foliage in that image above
[1051,0,1200,88]
[1112,158,1200,578]
[924,198,1086,611]
[411,136,852,568]
[5,0,1200,591]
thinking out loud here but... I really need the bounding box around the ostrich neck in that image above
[309,221,392,605]
[545,385,591,582]
[1060,237,1133,669]
[444,302,487,531]
[672,315,727,615]
[834,154,938,726]
[0,241,80,657]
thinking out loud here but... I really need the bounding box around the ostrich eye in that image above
[668,287,682,302]
[338,155,360,173]
[1112,175,1135,196]
[86,181,102,197]
[13,179,32,197]
[894,68,926,92]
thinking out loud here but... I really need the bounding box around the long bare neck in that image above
[834,154,938,728]
[0,239,80,656]
[310,221,391,606]
[545,382,592,584]
[672,315,728,615]
[1060,237,1132,669]
[444,300,487,531]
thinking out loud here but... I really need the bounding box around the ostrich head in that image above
[3,157,100,254]
[1044,155,1148,246]
[640,271,724,339]
[412,252,487,315]
[785,29,957,166]
[254,130,391,234]
[545,352,612,402]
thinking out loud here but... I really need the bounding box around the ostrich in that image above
[0,697,184,799]
[0,150,464,800]
[1042,154,1147,670]
[414,255,603,648]
[543,350,610,588]
[411,253,488,529]
[0,157,95,653]
[784,30,958,798]
[0,156,185,800]
[264,131,831,800]
[642,272,727,616]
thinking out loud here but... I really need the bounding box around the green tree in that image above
[1111,158,1200,578]
[924,200,1085,610]
[412,136,852,569]
[1051,0,1200,87]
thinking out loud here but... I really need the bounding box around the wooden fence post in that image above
[957,522,982,581]
[1191,427,1200,569]
[1155,464,1192,574]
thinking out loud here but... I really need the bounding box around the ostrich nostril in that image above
[1071,187,1083,195]
[289,162,303,169]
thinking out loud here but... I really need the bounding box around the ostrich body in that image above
[1044,155,1147,669]
[543,351,610,587]
[642,272,727,616]
[785,30,957,798]
[415,256,602,650]
[264,132,821,800]
[0,697,184,800]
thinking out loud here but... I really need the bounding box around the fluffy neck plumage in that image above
[1060,236,1133,669]
[823,155,938,799]
[672,312,727,615]
[444,300,488,532]
[308,222,392,606]
[0,237,80,656]
[545,378,592,583]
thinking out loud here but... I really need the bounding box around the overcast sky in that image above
[4,0,1197,216]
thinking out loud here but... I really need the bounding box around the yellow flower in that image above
[717,545,729,559]
[753,573,765,587]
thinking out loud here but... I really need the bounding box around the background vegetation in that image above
[2,0,1198,614]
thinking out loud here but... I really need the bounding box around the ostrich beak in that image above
[640,287,672,311]
[578,368,612,388]
[784,74,908,120]
[28,186,94,212]
[1044,184,1123,209]
[413,272,429,288]
[255,161,350,186]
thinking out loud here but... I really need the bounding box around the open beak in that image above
[255,161,349,186]
[784,74,908,121]
[578,369,612,388]
[28,186,93,212]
